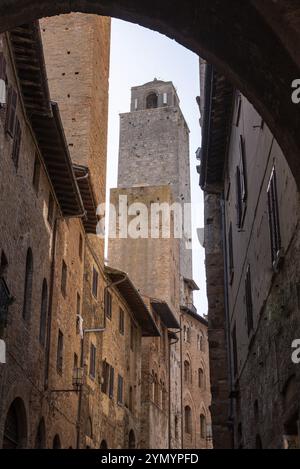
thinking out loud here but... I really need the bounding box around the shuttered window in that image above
[32,154,41,194]
[89,343,96,379]
[56,330,64,374]
[109,366,114,399]
[235,136,247,229]
[0,52,6,80]
[119,308,125,335]
[104,290,112,319]
[101,361,110,394]
[61,260,67,297]
[5,86,17,137]
[267,167,281,265]
[11,118,21,169]
[92,267,98,298]
[245,265,253,335]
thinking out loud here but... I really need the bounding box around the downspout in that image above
[180,314,184,449]
[220,193,235,448]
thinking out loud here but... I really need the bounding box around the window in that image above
[47,192,55,228]
[117,375,124,404]
[39,279,48,346]
[56,330,64,374]
[92,267,98,298]
[12,117,21,169]
[245,265,253,335]
[0,53,6,105]
[61,260,67,297]
[89,343,96,379]
[101,361,110,394]
[232,324,238,377]
[184,360,191,383]
[134,98,138,110]
[235,136,247,229]
[119,308,125,335]
[32,154,41,194]
[184,406,192,434]
[198,368,204,389]
[129,385,133,412]
[200,414,206,439]
[186,327,191,343]
[109,365,114,399]
[163,92,168,105]
[146,93,158,109]
[5,86,17,137]
[267,167,282,266]
[22,248,33,320]
[79,233,83,261]
[104,289,112,318]
[228,222,234,283]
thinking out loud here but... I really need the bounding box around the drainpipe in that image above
[180,314,184,449]
[168,330,179,449]
[220,193,235,448]
[76,270,127,448]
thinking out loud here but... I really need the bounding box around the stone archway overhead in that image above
[0,1,300,183]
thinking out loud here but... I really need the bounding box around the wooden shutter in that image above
[109,366,114,398]
[101,361,109,393]
[11,118,21,169]
[5,86,17,137]
[117,375,123,404]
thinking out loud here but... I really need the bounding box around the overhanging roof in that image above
[73,164,98,234]
[183,277,199,291]
[151,299,180,329]
[104,266,160,337]
[180,304,208,327]
[199,63,235,193]
[9,21,84,217]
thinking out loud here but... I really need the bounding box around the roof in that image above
[73,164,98,234]
[199,62,235,193]
[180,304,208,327]
[183,277,200,291]
[104,266,160,337]
[151,299,180,329]
[9,22,84,217]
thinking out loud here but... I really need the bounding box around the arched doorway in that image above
[35,418,46,449]
[100,439,108,449]
[128,429,136,449]
[0,2,299,186]
[52,434,61,449]
[2,398,27,449]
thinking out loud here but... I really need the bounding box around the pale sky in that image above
[106,18,207,315]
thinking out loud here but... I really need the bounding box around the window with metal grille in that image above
[89,343,96,379]
[119,308,125,335]
[92,267,98,299]
[61,260,67,297]
[32,154,41,194]
[56,330,64,374]
[117,374,123,404]
[245,266,253,335]
[12,117,21,169]
[267,166,282,266]
[104,289,112,319]
[228,222,234,283]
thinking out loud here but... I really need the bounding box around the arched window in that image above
[86,417,93,439]
[198,368,205,389]
[35,418,46,449]
[184,360,191,383]
[199,333,204,352]
[22,248,33,320]
[100,439,108,449]
[200,414,206,439]
[3,398,27,449]
[52,434,61,449]
[128,429,136,449]
[39,279,48,346]
[184,406,192,434]
[146,93,158,109]
[186,327,191,343]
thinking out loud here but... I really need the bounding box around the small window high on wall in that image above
[146,93,158,109]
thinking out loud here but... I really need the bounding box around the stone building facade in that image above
[200,61,300,449]
[109,79,212,448]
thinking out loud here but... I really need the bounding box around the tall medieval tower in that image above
[109,79,198,448]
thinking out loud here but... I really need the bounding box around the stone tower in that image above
[109,79,197,448]
[117,79,193,303]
